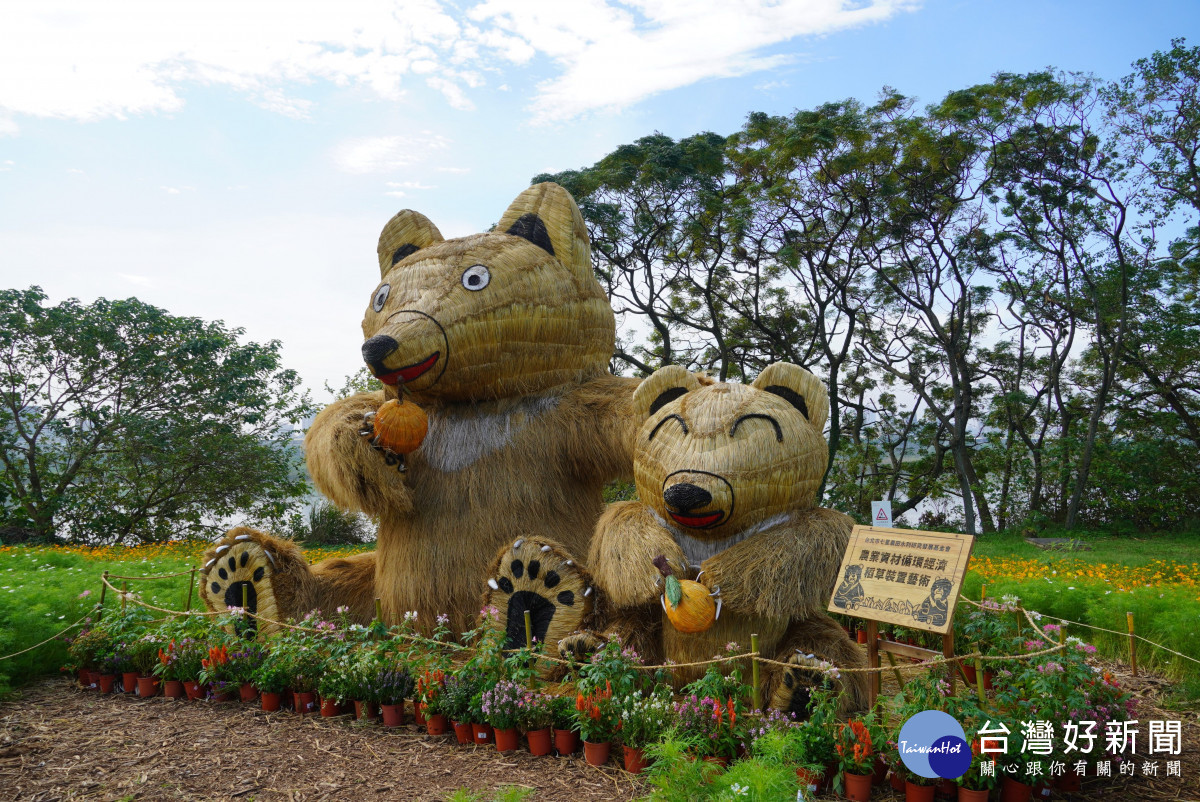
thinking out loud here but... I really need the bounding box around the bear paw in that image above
[770,652,837,719]
[199,530,284,635]
[359,409,408,473]
[483,538,594,655]
[557,631,607,663]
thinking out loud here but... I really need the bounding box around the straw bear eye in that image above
[372,283,391,312]
[462,264,490,291]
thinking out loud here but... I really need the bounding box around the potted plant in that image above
[250,646,292,712]
[515,689,556,756]
[197,643,237,701]
[615,689,673,773]
[834,718,875,801]
[574,684,618,766]
[227,643,266,703]
[129,634,162,697]
[957,737,999,801]
[551,694,580,755]
[370,667,413,726]
[317,654,355,716]
[417,669,449,735]
[480,679,525,752]
[441,673,480,744]
[672,694,741,764]
[153,639,204,699]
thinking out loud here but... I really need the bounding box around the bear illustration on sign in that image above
[200,183,639,643]
[913,577,953,627]
[546,363,870,716]
[832,564,865,611]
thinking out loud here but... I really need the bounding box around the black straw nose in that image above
[663,483,712,513]
[361,334,398,370]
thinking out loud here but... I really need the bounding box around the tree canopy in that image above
[0,287,315,545]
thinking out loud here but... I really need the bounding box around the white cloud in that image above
[386,180,436,190]
[436,166,470,174]
[0,160,13,171]
[333,133,450,174]
[0,0,916,127]
[117,272,153,286]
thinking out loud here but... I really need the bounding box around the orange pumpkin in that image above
[653,554,717,634]
[663,578,717,634]
[372,398,428,454]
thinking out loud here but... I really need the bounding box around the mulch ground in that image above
[0,661,1197,801]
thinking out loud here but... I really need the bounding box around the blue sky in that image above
[1,0,1195,397]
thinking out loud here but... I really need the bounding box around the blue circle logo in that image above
[898,711,970,779]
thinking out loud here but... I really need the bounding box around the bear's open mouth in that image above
[378,352,439,385]
[668,510,726,529]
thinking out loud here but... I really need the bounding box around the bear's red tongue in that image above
[378,352,439,386]
[669,511,723,528]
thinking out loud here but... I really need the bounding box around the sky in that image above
[1,0,1196,401]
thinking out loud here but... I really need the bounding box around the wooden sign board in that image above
[827,526,974,635]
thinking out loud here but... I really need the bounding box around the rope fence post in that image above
[374,597,383,624]
[973,648,986,707]
[186,566,196,611]
[1127,612,1138,677]
[750,633,761,711]
[98,570,109,622]
[121,581,128,613]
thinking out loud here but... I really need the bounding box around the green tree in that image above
[0,287,315,544]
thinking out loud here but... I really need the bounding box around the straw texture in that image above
[576,363,869,713]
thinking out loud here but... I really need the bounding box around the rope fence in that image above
[2,564,1197,685]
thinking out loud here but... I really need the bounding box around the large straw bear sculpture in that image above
[198,183,639,639]
[556,364,870,716]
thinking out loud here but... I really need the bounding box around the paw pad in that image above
[199,537,280,634]
[483,538,592,653]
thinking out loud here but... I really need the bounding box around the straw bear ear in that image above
[633,365,703,422]
[751,363,828,433]
[495,183,591,276]
[376,210,445,277]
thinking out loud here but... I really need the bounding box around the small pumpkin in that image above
[653,555,717,634]
[372,398,428,454]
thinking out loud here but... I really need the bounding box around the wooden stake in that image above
[98,571,109,622]
[374,597,383,624]
[980,584,986,600]
[973,645,986,707]
[524,609,533,650]
[866,620,880,710]
[122,581,128,613]
[186,566,196,611]
[750,633,761,711]
[884,651,905,695]
[1127,612,1138,677]
[943,631,956,694]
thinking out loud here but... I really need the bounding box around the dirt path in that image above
[0,678,646,801]
[1,669,1197,801]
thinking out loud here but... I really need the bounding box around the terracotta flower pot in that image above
[554,728,580,755]
[261,692,282,712]
[796,767,823,793]
[844,771,874,801]
[320,697,340,717]
[239,683,257,703]
[211,689,236,703]
[702,755,729,769]
[873,755,890,786]
[294,691,317,714]
[982,671,994,690]
[1055,772,1082,793]
[164,679,185,699]
[97,674,117,694]
[453,720,473,745]
[936,778,958,798]
[583,740,610,767]
[414,702,426,727]
[889,770,906,792]
[527,728,552,757]
[1000,777,1032,802]
[87,670,100,689]
[958,788,990,802]
[623,745,648,773]
[136,676,159,697]
[426,713,448,736]
[472,722,493,745]
[856,630,869,644]
[1032,783,1052,800]
[380,703,405,727]
[76,668,89,686]
[122,671,139,693]
[494,727,519,753]
[962,664,977,684]
[184,680,205,700]
[906,781,936,802]
[354,700,379,721]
